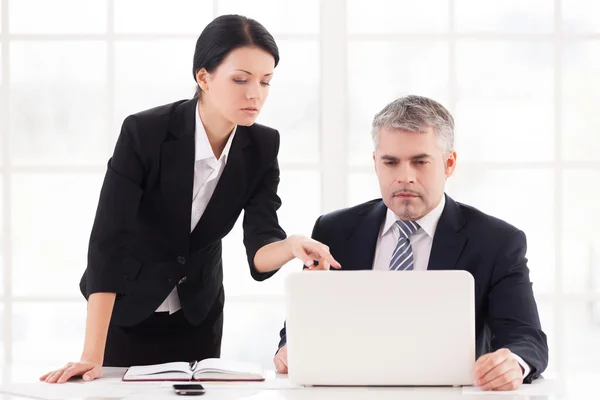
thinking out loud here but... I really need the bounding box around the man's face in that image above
[373,126,456,220]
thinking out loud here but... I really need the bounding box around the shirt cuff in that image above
[511,352,531,382]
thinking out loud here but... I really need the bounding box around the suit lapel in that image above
[427,194,468,271]
[190,126,252,249]
[160,99,196,255]
[344,201,387,270]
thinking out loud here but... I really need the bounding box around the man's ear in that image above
[445,151,457,177]
[373,152,378,173]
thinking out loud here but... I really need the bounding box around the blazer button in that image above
[176,256,186,265]
[178,276,187,285]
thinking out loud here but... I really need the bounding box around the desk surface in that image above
[0,365,595,400]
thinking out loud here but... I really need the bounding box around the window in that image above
[1,1,598,375]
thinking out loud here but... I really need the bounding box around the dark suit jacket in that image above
[278,195,548,383]
[80,98,286,327]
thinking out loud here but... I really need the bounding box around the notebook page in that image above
[194,359,264,376]
[126,361,192,377]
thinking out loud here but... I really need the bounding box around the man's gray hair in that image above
[371,95,455,154]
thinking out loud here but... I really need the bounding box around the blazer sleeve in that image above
[84,115,146,296]
[276,215,325,352]
[486,229,549,383]
[242,131,287,281]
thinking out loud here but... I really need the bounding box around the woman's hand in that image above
[287,235,341,270]
[39,360,103,384]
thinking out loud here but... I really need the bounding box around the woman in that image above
[41,14,339,384]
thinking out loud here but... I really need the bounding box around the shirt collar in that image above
[381,194,446,238]
[194,101,237,164]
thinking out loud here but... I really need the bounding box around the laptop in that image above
[284,270,475,386]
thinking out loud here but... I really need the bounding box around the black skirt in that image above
[103,289,224,367]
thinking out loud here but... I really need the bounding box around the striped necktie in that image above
[389,220,420,271]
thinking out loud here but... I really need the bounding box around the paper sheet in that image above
[461,379,561,396]
[0,380,163,400]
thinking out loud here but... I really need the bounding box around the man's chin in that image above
[390,203,423,221]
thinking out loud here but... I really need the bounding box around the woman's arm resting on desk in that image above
[41,116,145,383]
[253,234,341,273]
[39,292,116,384]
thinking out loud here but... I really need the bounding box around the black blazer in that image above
[278,195,548,383]
[80,98,286,327]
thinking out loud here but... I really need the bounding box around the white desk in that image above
[0,365,593,400]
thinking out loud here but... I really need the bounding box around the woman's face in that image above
[197,46,275,126]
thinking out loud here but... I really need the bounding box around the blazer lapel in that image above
[160,99,196,255]
[344,201,387,271]
[427,194,468,271]
[190,126,252,249]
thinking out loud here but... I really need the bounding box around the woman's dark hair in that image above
[192,14,280,98]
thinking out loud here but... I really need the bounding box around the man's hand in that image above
[273,345,288,374]
[474,348,524,391]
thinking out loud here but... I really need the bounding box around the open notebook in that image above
[122,358,265,382]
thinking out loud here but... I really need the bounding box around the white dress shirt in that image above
[155,102,236,314]
[371,195,531,380]
[372,195,446,272]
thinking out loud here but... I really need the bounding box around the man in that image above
[273,95,548,391]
